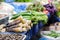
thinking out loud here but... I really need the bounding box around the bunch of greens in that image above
[11,12,31,20]
[27,3,44,12]
[44,31,60,38]
[11,11,48,24]
[31,11,48,24]
[56,12,60,18]
[15,0,32,2]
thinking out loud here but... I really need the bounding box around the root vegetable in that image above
[13,27,23,32]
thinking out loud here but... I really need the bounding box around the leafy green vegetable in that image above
[31,11,48,24]
[44,31,60,38]
[27,3,44,12]
[11,11,48,24]
[11,12,31,20]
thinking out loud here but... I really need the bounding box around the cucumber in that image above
[20,13,31,16]
[22,16,31,20]
[11,14,20,20]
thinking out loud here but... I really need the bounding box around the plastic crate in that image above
[38,21,44,30]
[25,22,44,40]
[25,24,39,40]
[25,30,32,40]
[32,24,39,35]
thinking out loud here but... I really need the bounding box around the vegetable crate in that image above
[25,29,32,40]
[25,24,39,40]
[26,22,44,40]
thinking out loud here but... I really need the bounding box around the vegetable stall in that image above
[0,0,60,40]
[0,1,48,40]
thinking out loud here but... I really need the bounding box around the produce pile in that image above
[26,2,49,14]
[9,11,48,32]
[11,11,48,24]
[27,3,44,12]
[6,2,48,32]
[1,1,60,40]
[44,31,60,38]
[0,2,48,33]
[0,16,32,32]
[6,16,33,32]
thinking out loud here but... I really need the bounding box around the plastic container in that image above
[26,24,39,40]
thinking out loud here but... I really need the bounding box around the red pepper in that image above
[43,8,48,14]
[43,10,49,14]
